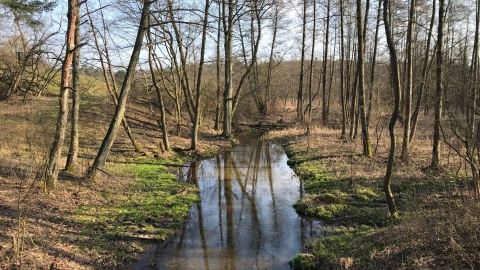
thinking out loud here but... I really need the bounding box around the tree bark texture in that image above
[65,9,81,173]
[431,0,445,169]
[87,0,151,180]
[356,0,372,157]
[401,0,416,161]
[45,0,78,190]
[383,0,400,217]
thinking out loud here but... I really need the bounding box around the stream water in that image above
[154,133,320,270]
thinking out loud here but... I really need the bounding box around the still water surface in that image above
[156,134,319,270]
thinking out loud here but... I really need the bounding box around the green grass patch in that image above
[73,157,199,264]
[289,155,388,226]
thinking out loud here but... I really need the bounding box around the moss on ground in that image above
[73,156,199,265]
[283,138,398,269]
[276,128,480,270]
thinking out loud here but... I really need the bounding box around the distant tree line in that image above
[3,0,480,212]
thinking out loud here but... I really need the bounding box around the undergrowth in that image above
[73,157,199,265]
[272,128,480,270]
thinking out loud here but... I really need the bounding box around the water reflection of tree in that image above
[185,159,210,269]
[170,135,317,269]
[223,151,236,270]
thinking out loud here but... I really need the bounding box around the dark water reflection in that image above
[156,134,320,270]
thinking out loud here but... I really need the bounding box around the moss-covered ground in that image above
[269,126,480,270]
[72,157,200,266]
[0,96,230,269]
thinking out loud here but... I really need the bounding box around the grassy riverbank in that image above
[0,96,230,269]
[268,126,480,269]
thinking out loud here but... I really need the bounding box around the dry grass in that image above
[0,95,230,269]
[268,114,480,269]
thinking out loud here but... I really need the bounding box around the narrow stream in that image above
[155,133,320,270]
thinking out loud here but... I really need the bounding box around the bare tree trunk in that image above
[45,0,78,190]
[321,0,331,126]
[214,3,222,131]
[222,0,234,138]
[167,0,195,123]
[191,0,210,150]
[65,9,81,173]
[367,0,382,125]
[349,69,358,140]
[147,25,170,152]
[265,1,281,117]
[383,0,400,217]
[410,0,435,143]
[297,0,307,123]
[86,4,142,153]
[401,0,416,162]
[468,0,480,137]
[87,0,151,180]
[340,0,347,139]
[307,0,316,123]
[222,0,262,137]
[357,0,372,157]
[431,0,445,169]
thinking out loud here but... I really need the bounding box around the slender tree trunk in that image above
[349,69,358,139]
[87,0,151,180]
[65,9,81,173]
[321,0,331,126]
[222,0,234,138]
[357,0,372,157]
[401,0,416,161]
[191,0,210,150]
[367,0,382,125]
[45,0,78,190]
[410,0,435,143]
[168,0,195,123]
[297,0,307,123]
[307,0,316,123]
[214,3,222,131]
[222,0,262,137]
[340,0,347,138]
[147,26,170,152]
[86,4,141,153]
[431,0,445,169]
[383,0,400,217]
[265,2,280,117]
[468,0,480,137]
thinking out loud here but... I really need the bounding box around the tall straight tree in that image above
[431,0,445,169]
[85,3,142,153]
[383,0,400,217]
[339,0,347,138]
[356,0,372,157]
[65,5,81,173]
[297,0,307,123]
[214,2,222,130]
[467,0,480,137]
[45,0,78,190]
[264,0,282,117]
[147,24,170,152]
[321,0,331,126]
[222,0,235,137]
[191,0,211,150]
[401,0,416,161]
[306,0,316,122]
[410,0,435,143]
[167,0,195,123]
[367,0,382,125]
[221,0,262,138]
[87,0,151,180]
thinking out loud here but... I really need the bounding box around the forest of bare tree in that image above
[2,0,480,269]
